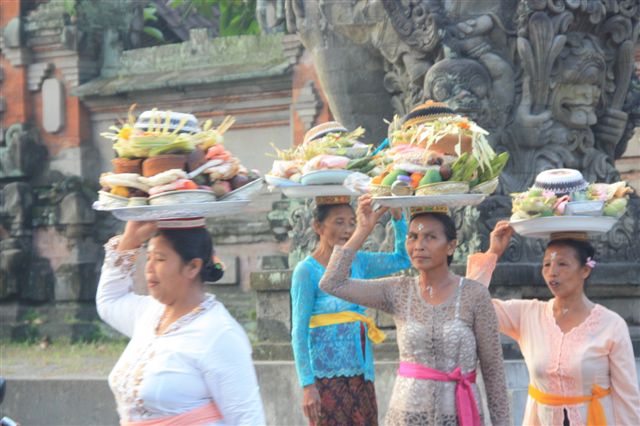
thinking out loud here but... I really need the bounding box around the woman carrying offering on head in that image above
[97,218,265,426]
[468,222,640,425]
[291,195,411,426]
[319,194,510,426]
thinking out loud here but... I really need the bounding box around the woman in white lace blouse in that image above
[97,218,265,426]
[319,195,510,426]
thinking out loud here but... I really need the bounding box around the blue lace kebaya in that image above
[291,215,411,387]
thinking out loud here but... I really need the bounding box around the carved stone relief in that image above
[282,0,640,262]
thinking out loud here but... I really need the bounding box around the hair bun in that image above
[202,262,224,283]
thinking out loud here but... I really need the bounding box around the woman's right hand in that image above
[355,194,388,234]
[488,220,514,259]
[344,194,389,250]
[117,221,157,251]
[302,384,322,425]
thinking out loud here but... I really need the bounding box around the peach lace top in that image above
[467,253,640,426]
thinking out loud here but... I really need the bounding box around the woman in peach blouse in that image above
[467,221,640,426]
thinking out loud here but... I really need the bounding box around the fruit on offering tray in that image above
[98,106,259,207]
[369,101,508,196]
[511,168,633,220]
[268,121,383,183]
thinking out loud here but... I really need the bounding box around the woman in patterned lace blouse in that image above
[467,221,640,425]
[319,195,511,426]
[291,195,411,425]
[96,219,265,425]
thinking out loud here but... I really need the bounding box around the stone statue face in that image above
[551,83,600,128]
[550,35,605,129]
[424,58,492,124]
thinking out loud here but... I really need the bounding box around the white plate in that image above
[372,194,486,208]
[93,200,251,221]
[148,189,216,206]
[219,178,264,201]
[300,170,353,185]
[281,185,360,198]
[264,175,302,187]
[509,215,617,239]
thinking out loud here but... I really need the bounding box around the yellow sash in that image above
[309,311,385,344]
[528,384,611,426]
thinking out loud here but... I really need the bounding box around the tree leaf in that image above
[143,26,165,41]
[143,7,159,22]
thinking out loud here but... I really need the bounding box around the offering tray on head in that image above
[92,199,251,221]
[371,193,486,209]
[509,215,617,239]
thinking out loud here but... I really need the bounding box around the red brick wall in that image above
[0,0,30,126]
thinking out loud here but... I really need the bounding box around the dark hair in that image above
[156,228,224,283]
[313,203,354,224]
[410,213,457,265]
[546,239,595,267]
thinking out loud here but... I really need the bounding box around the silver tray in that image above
[372,194,486,208]
[510,215,617,239]
[93,199,251,221]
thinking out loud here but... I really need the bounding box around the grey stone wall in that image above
[3,360,639,425]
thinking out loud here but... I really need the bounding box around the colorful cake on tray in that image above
[367,100,508,197]
[511,168,632,220]
[267,121,379,188]
[97,106,259,209]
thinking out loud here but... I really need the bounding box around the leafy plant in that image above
[171,0,259,36]
[64,0,165,43]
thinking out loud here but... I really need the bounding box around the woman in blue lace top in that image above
[291,195,410,425]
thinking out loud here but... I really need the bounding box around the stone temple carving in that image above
[278,0,640,263]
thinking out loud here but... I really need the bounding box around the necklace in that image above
[423,275,454,299]
[156,298,207,335]
[553,301,570,316]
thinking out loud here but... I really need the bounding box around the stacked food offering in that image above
[360,101,508,208]
[266,121,379,197]
[510,168,633,238]
[94,107,261,220]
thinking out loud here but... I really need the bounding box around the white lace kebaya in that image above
[97,236,265,425]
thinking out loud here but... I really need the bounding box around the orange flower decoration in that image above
[456,120,471,130]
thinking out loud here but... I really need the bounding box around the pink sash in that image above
[121,402,223,426]
[398,361,481,426]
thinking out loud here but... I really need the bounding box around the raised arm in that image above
[357,212,411,278]
[466,221,527,340]
[466,220,513,287]
[320,246,399,313]
[609,317,640,424]
[319,195,400,313]
[471,283,511,426]
[96,221,158,337]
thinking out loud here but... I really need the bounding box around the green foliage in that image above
[65,0,165,44]
[63,0,77,16]
[143,26,165,42]
[172,0,260,36]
